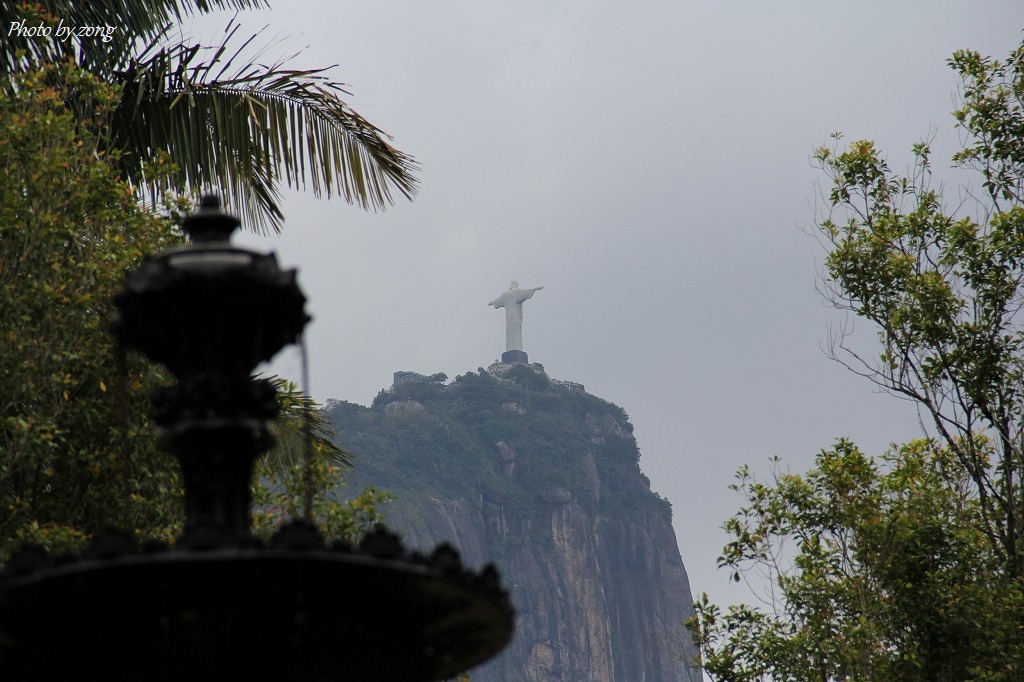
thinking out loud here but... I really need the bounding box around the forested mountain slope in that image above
[325,362,699,682]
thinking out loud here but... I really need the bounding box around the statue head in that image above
[509,280,518,289]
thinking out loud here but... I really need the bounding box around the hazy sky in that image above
[188,2,1024,612]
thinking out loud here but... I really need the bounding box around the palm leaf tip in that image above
[114,32,420,233]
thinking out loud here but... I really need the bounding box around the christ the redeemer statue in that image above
[489,281,543,363]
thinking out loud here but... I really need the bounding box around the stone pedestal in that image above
[502,350,529,364]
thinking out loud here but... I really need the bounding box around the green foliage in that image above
[0,63,389,563]
[1,1,418,233]
[949,42,1024,206]
[264,377,353,470]
[252,455,390,546]
[327,366,670,534]
[691,37,1024,682]
[502,364,552,391]
[255,377,388,545]
[0,62,186,560]
[690,440,1024,681]
[814,38,1024,577]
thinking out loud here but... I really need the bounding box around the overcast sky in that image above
[188,2,1024,613]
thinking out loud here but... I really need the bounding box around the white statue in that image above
[488,281,543,352]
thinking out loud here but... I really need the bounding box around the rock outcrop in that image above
[325,363,700,682]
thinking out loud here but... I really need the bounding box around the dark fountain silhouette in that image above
[0,197,513,681]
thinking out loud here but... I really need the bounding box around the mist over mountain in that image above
[325,362,700,682]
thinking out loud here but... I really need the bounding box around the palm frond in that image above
[112,25,419,233]
[263,375,353,474]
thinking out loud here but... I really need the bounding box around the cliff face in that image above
[325,363,700,682]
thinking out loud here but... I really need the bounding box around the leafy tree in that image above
[814,39,1024,577]
[690,440,1024,681]
[0,62,384,562]
[252,457,391,546]
[0,62,186,559]
[2,1,418,233]
[254,378,390,545]
[689,38,1024,680]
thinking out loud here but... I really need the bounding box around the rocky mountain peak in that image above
[326,366,700,681]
